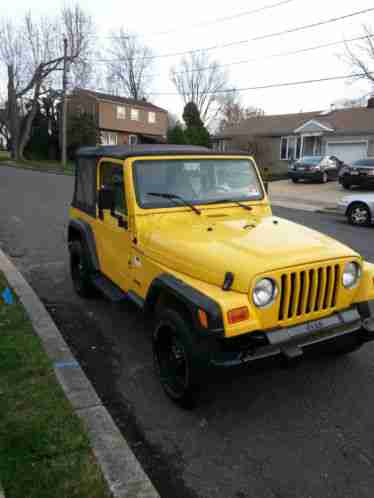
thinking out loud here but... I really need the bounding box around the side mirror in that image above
[98,186,115,211]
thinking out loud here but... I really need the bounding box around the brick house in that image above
[212,98,374,175]
[67,88,168,146]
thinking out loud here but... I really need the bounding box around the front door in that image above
[95,160,131,290]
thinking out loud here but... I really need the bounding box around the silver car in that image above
[338,193,374,226]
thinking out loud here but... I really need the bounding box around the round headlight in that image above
[342,262,361,288]
[253,278,277,307]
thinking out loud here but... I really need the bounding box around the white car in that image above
[338,193,374,226]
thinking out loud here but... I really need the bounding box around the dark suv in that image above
[339,159,374,190]
[288,156,342,184]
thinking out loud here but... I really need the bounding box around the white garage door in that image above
[326,142,367,164]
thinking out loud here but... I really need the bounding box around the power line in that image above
[88,7,374,62]
[146,72,373,96]
[90,33,372,77]
[96,0,296,39]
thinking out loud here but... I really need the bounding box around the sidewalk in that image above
[0,249,159,498]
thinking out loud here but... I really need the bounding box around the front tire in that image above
[153,308,200,408]
[70,240,96,297]
[348,203,371,226]
[291,178,299,183]
[342,182,351,190]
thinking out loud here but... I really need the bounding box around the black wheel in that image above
[153,308,200,408]
[321,171,328,184]
[70,240,96,297]
[291,178,299,183]
[348,203,371,226]
[342,182,351,190]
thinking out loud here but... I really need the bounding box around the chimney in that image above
[367,97,374,109]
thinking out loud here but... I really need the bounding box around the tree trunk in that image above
[18,80,42,160]
[7,65,20,160]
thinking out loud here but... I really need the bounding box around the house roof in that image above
[216,107,374,138]
[72,88,168,113]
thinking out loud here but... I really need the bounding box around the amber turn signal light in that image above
[227,307,249,324]
[198,309,209,328]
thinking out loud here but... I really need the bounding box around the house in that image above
[212,97,374,174]
[67,88,168,146]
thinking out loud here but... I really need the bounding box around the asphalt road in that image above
[2,165,374,498]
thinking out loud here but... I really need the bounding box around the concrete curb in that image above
[0,248,160,498]
[0,161,73,176]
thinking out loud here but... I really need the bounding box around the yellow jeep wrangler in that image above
[68,144,374,406]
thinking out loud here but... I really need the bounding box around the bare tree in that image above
[106,28,153,99]
[216,90,264,132]
[170,51,229,125]
[344,24,374,87]
[0,5,93,160]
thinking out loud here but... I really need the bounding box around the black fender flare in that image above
[68,219,100,272]
[145,273,224,337]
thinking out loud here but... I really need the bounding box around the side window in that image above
[100,163,127,215]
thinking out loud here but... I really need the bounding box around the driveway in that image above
[2,166,374,498]
[269,179,373,210]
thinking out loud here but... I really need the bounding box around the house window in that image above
[129,134,138,145]
[280,137,288,160]
[101,132,117,145]
[148,111,156,123]
[76,104,84,117]
[131,108,139,121]
[116,106,126,120]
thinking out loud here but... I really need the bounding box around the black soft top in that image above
[76,144,247,160]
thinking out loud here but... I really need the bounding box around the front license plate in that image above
[305,319,326,333]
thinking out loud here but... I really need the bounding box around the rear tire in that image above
[348,203,371,226]
[153,308,201,409]
[70,240,96,298]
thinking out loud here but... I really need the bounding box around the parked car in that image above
[337,192,374,226]
[68,144,374,407]
[288,155,342,184]
[339,158,374,190]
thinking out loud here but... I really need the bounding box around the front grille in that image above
[278,264,340,321]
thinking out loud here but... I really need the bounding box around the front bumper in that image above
[210,305,374,367]
[289,170,324,181]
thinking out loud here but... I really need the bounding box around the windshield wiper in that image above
[147,192,201,215]
[211,198,253,212]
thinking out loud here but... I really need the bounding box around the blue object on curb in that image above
[1,287,14,305]
[54,360,79,369]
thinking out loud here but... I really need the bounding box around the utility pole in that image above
[61,37,68,168]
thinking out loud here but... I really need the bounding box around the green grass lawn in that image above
[0,273,110,498]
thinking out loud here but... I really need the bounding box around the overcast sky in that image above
[2,0,374,118]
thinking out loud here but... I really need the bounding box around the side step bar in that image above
[92,274,127,302]
[92,274,144,309]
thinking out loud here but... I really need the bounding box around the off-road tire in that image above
[70,240,96,298]
[153,308,201,409]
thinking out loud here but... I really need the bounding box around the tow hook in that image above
[280,344,303,367]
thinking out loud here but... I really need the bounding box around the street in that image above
[1,166,374,498]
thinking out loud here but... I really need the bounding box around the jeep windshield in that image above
[133,158,263,209]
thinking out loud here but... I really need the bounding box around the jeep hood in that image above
[139,214,358,293]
